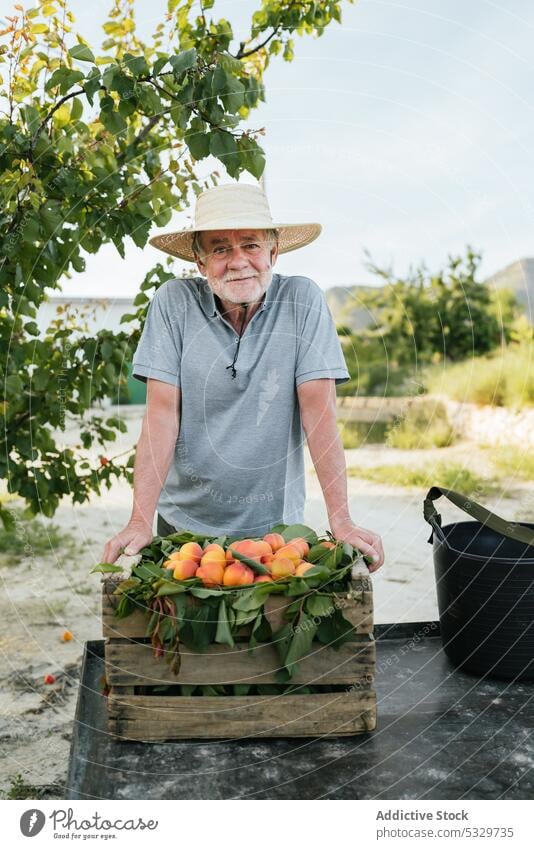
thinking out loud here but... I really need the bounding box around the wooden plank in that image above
[107,690,377,740]
[102,579,373,639]
[105,636,375,687]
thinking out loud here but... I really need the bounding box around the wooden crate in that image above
[102,575,376,741]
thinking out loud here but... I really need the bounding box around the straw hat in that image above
[148,182,322,262]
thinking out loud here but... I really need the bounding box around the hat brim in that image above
[148,223,322,262]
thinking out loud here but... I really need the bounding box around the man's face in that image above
[194,229,278,305]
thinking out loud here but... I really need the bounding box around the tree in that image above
[352,247,518,372]
[0,0,354,528]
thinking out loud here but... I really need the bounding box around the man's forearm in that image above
[301,398,351,526]
[130,413,180,526]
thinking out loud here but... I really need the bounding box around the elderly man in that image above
[102,183,384,570]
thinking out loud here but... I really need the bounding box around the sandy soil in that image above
[1,409,533,798]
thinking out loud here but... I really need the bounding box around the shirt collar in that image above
[200,275,278,317]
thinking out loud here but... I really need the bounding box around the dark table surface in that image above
[66,623,534,800]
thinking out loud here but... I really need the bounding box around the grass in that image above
[385,400,456,449]
[338,420,388,449]
[423,342,534,409]
[3,773,64,800]
[347,461,497,497]
[0,507,78,564]
[490,446,534,481]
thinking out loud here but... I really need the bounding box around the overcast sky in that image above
[52,0,534,298]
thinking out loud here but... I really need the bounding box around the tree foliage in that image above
[340,247,520,396]
[0,0,354,528]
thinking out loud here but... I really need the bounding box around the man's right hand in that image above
[101,519,154,564]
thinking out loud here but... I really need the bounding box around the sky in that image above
[45,0,534,298]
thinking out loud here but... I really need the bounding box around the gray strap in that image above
[424,486,534,546]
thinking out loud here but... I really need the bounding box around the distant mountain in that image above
[325,285,376,330]
[484,258,534,321]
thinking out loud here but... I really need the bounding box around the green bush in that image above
[423,342,534,409]
[385,400,455,449]
[490,446,534,481]
[338,421,388,449]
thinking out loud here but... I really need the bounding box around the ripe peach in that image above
[173,559,199,581]
[228,539,265,561]
[320,541,336,550]
[260,553,275,570]
[204,543,225,555]
[273,544,301,566]
[177,542,204,563]
[254,575,273,583]
[253,540,273,557]
[196,562,225,587]
[289,537,310,558]
[271,558,296,579]
[295,561,314,577]
[168,550,183,561]
[263,532,285,552]
[223,563,255,586]
[200,546,226,568]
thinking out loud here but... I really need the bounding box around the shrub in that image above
[385,400,455,449]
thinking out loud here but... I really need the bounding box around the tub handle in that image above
[423,486,534,547]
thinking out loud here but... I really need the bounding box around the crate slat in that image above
[105,636,375,686]
[107,689,377,740]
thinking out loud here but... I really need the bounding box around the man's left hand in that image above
[329,519,385,572]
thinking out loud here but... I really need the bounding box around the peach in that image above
[200,546,226,568]
[260,553,275,570]
[204,543,225,555]
[172,559,199,581]
[176,542,204,563]
[228,539,265,561]
[289,537,310,558]
[168,550,183,561]
[320,541,336,550]
[253,540,273,557]
[295,561,315,577]
[196,562,225,587]
[254,575,273,583]
[263,532,285,552]
[223,563,255,587]
[273,544,301,566]
[271,558,296,579]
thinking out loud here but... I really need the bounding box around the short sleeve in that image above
[295,280,350,387]
[132,282,182,386]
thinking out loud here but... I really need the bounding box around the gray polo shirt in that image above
[132,272,350,537]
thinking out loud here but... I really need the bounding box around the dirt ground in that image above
[1,409,533,798]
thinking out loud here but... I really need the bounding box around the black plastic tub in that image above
[425,487,534,681]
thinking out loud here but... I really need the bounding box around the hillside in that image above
[484,258,534,321]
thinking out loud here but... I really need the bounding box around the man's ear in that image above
[194,253,206,275]
[270,242,279,266]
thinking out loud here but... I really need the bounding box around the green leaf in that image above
[228,548,270,576]
[305,594,335,617]
[280,524,318,545]
[284,612,317,673]
[90,562,123,574]
[232,585,271,611]
[190,587,224,599]
[316,609,356,648]
[156,581,188,597]
[170,49,197,78]
[215,597,234,647]
[209,130,239,176]
[69,44,95,63]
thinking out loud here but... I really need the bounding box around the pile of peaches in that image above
[163,533,336,588]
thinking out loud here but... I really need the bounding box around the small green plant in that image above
[490,446,534,481]
[338,421,388,449]
[385,400,455,449]
[0,508,78,563]
[347,462,497,496]
[2,773,63,800]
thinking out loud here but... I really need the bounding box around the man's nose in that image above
[227,246,250,266]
